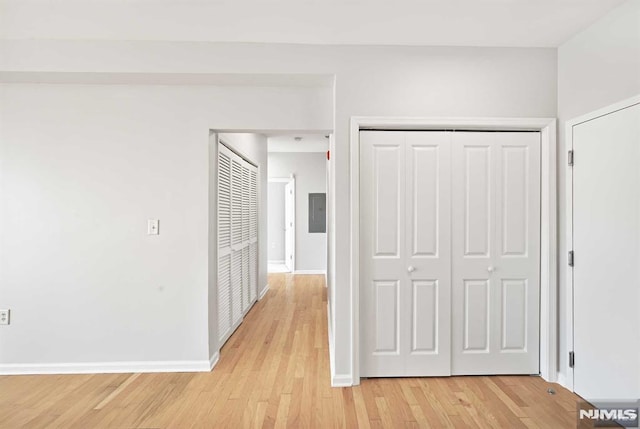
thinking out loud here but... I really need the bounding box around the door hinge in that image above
[568,251,574,267]
[568,150,574,166]
[569,351,575,368]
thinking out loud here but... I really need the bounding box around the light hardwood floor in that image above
[0,274,581,428]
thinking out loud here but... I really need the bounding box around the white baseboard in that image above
[293,270,327,275]
[0,359,213,376]
[268,260,285,264]
[259,283,270,300]
[209,352,220,371]
[327,300,352,387]
[556,372,568,389]
[332,374,354,387]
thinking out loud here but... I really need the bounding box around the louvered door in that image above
[249,167,258,303]
[218,141,259,346]
[217,145,233,344]
[230,155,244,331]
[241,165,251,314]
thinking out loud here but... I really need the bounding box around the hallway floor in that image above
[0,274,581,428]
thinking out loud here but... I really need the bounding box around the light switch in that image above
[147,219,160,235]
[0,309,9,325]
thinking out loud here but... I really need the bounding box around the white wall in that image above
[0,84,330,371]
[0,41,557,382]
[268,152,327,272]
[557,0,640,383]
[267,182,286,262]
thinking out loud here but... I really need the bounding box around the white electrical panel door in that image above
[360,131,452,377]
[451,132,540,375]
[218,142,259,346]
[573,103,640,401]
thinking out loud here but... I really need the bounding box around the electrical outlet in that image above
[0,309,10,325]
[147,219,160,235]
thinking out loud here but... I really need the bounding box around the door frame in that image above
[268,176,296,272]
[350,116,557,385]
[564,94,640,392]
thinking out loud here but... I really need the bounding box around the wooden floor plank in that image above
[0,273,583,428]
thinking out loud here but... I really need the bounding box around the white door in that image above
[217,144,234,343]
[284,180,295,272]
[218,142,259,345]
[573,103,640,401]
[249,167,258,304]
[360,130,541,377]
[241,164,251,314]
[360,131,452,377]
[451,132,540,375]
[230,153,244,332]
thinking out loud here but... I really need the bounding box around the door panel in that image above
[373,145,402,257]
[501,279,527,351]
[411,280,438,353]
[374,281,400,353]
[361,131,451,377]
[452,132,540,375]
[573,103,640,401]
[463,279,490,352]
[464,146,492,257]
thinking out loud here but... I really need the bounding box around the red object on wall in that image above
[327,150,330,161]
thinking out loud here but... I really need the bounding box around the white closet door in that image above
[249,167,258,303]
[360,131,452,377]
[230,155,244,329]
[241,164,251,314]
[573,103,640,401]
[218,142,259,345]
[218,145,233,343]
[451,132,540,375]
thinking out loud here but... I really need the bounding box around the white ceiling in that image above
[0,0,628,47]
[268,134,330,153]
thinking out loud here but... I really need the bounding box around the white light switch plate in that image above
[147,219,160,235]
[0,309,10,325]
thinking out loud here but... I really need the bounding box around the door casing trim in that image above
[350,116,557,386]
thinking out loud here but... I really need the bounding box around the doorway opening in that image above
[268,177,295,273]
[267,133,329,276]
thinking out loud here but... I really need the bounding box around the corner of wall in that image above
[327,300,353,387]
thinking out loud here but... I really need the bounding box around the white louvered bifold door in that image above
[249,166,258,303]
[218,141,260,347]
[230,154,244,331]
[217,145,233,344]
[241,164,251,314]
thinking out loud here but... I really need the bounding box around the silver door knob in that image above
[487,266,495,273]
[407,266,416,273]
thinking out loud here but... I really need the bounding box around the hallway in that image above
[0,274,581,428]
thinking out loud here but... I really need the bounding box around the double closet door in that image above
[218,143,259,346]
[360,131,540,377]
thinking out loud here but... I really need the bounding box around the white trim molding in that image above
[209,352,220,371]
[259,283,270,300]
[332,374,354,388]
[293,270,327,275]
[350,116,558,386]
[0,360,213,376]
[563,94,640,393]
[327,299,354,387]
